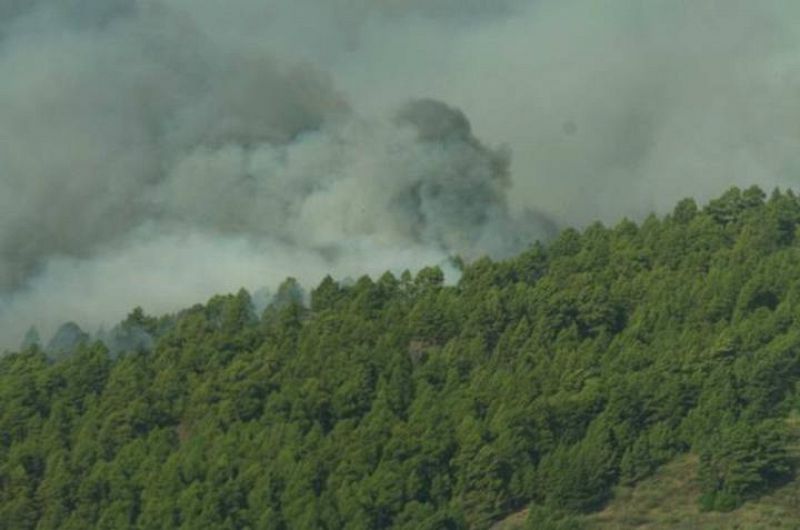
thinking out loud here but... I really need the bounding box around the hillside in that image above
[497,455,800,530]
[3,186,800,529]
[497,414,800,529]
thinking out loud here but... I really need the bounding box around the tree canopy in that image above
[2,186,800,529]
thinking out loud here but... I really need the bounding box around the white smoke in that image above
[0,0,546,347]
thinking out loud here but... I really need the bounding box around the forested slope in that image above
[4,186,800,529]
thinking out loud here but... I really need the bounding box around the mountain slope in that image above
[3,186,800,529]
[498,414,800,529]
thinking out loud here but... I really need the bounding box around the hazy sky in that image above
[2,0,800,347]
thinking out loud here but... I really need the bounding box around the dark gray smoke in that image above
[3,0,800,347]
[0,1,350,292]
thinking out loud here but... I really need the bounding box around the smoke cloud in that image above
[2,0,800,348]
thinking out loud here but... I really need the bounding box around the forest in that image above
[3,186,800,529]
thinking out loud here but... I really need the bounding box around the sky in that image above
[2,0,800,347]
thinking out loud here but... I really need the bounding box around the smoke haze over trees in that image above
[3,0,800,345]
[3,188,800,528]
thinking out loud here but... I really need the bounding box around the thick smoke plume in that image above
[2,0,800,347]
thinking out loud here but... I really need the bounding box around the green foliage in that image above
[3,187,800,528]
[698,419,793,511]
[525,504,585,530]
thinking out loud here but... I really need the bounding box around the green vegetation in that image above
[497,413,800,529]
[584,452,800,530]
[4,186,800,529]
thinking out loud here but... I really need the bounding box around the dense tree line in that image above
[2,186,800,529]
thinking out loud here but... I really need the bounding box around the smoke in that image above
[2,0,800,348]
[332,0,800,223]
